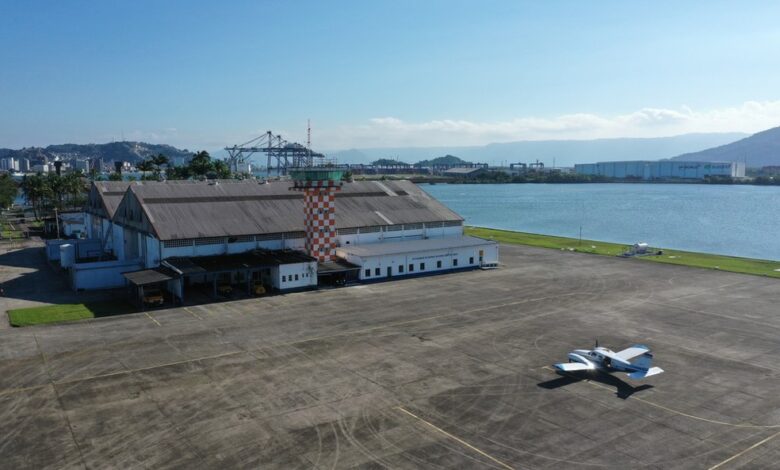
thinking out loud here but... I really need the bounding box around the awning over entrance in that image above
[122,267,181,310]
[317,259,361,275]
[317,259,361,287]
[123,267,178,286]
[162,257,206,276]
[165,250,316,275]
[162,249,318,301]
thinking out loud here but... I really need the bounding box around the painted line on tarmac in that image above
[396,406,515,470]
[0,383,52,397]
[708,430,780,470]
[144,312,161,327]
[182,307,203,320]
[542,367,780,429]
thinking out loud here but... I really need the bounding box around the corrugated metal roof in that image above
[122,267,177,285]
[118,179,463,240]
[90,179,217,219]
[336,235,495,257]
[166,250,315,274]
[93,181,132,218]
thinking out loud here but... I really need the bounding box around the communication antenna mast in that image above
[307,119,312,162]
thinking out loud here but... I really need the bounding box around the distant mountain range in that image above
[327,133,747,168]
[4,126,779,170]
[672,125,780,167]
[0,141,193,164]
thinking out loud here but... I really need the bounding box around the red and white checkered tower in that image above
[290,168,344,262]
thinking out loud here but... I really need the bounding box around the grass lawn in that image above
[1,230,24,239]
[8,301,136,327]
[0,219,24,239]
[466,226,780,279]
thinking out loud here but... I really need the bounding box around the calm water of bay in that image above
[423,183,780,261]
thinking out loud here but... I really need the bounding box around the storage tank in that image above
[60,244,75,268]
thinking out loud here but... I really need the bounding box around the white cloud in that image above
[123,128,180,143]
[317,100,780,149]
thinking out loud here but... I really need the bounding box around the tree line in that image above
[110,151,231,181]
[20,172,86,219]
[0,174,18,209]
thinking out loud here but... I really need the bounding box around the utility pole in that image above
[54,207,60,239]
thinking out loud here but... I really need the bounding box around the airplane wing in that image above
[614,344,651,361]
[554,362,592,372]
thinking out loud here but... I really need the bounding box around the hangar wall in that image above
[70,259,143,290]
[574,160,745,180]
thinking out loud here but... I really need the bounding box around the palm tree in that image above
[189,151,213,177]
[137,159,154,178]
[62,173,85,206]
[152,153,169,167]
[46,172,65,209]
[21,174,50,220]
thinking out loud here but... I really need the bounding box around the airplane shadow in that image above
[537,370,654,400]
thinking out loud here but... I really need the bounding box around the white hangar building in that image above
[574,160,745,180]
[76,179,498,302]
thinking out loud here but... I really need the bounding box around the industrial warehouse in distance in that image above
[574,159,746,180]
[52,167,498,306]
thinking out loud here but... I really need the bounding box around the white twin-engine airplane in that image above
[554,342,664,380]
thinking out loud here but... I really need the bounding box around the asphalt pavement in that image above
[1,244,779,469]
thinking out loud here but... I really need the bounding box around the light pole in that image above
[54,207,60,239]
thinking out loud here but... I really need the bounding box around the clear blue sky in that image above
[1,0,779,150]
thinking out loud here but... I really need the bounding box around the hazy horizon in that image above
[2,1,780,151]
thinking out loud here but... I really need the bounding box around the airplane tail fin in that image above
[628,367,664,380]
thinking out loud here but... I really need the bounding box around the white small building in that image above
[0,157,19,172]
[58,212,87,238]
[336,236,498,281]
[73,160,91,172]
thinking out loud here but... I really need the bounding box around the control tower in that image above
[289,167,345,262]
